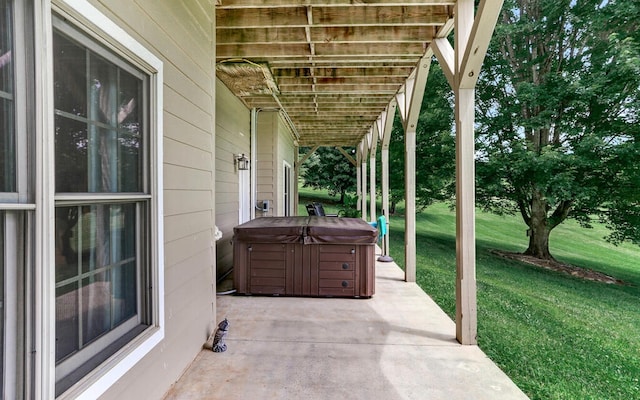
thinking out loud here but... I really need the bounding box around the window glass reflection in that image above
[53,30,142,193]
[0,0,15,192]
[54,203,138,363]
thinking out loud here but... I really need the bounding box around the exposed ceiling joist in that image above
[216,0,456,147]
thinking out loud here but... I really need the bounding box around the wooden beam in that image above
[217,42,428,59]
[369,126,378,220]
[459,0,504,88]
[356,146,362,212]
[336,146,357,166]
[379,99,396,256]
[273,66,414,79]
[217,7,308,28]
[296,145,319,170]
[278,76,407,86]
[288,110,383,117]
[218,26,439,45]
[455,86,477,345]
[359,137,368,221]
[284,105,388,113]
[454,0,475,346]
[432,37,455,88]
[269,59,420,68]
[396,55,430,283]
[218,0,457,8]
[291,115,372,122]
[308,6,450,27]
[217,6,450,28]
[279,92,392,101]
[310,26,438,43]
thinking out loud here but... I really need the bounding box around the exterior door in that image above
[239,168,250,224]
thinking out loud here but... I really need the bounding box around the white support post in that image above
[293,145,299,215]
[379,99,396,257]
[455,86,477,345]
[404,126,417,282]
[356,146,362,212]
[396,57,430,283]
[369,127,378,221]
[360,138,368,221]
[431,0,502,345]
[454,0,477,345]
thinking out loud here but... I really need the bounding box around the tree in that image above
[300,146,357,203]
[384,62,456,214]
[475,0,640,259]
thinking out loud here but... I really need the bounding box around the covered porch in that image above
[164,253,527,399]
[215,0,504,346]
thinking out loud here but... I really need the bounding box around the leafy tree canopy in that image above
[300,146,357,204]
[475,0,640,258]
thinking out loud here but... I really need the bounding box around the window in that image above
[51,14,162,397]
[0,0,12,393]
[1,1,29,399]
[283,162,291,216]
[1,1,163,397]
[0,0,14,193]
[0,211,23,400]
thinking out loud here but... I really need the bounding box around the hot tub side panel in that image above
[234,241,374,298]
[233,217,376,298]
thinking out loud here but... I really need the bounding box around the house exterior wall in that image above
[277,120,296,216]
[256,112,296,217]
[215,79,250,279]
[88,1,217,399]
[256,112,276,217]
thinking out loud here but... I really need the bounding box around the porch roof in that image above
[215,0,455,147]
[163,256,528,399]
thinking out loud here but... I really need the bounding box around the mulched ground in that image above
[491,250,628,285]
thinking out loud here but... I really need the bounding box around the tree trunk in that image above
[524,192,554,260]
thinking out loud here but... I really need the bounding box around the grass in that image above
[389,202,640,400]
[298,188,640,399]
[298,186,344,215]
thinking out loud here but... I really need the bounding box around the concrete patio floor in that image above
[163,255,529,400]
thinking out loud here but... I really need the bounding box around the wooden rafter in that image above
[216,0,455,147]
[336,146,357,166]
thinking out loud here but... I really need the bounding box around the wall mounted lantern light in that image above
[235,153,250,171]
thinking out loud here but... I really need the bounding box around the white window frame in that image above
[1,212,21,400]
[1,1,35,399]
[283,161,292,217]
[41,2,164,399]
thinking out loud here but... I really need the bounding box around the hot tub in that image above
[233,217,377,298]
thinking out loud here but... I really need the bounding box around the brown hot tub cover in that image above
[233,216,306,243]
[233,216,378,244]
[304,216,378,244]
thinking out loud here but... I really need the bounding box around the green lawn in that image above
[298,186,344,215]
[298,188,640,399]
[389,203,640,400]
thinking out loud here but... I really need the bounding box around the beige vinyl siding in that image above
[85,1,217,399]
[257,112,296,217]
[256,113,276,216]
[277,117,296,216]
[215,79,250,278]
